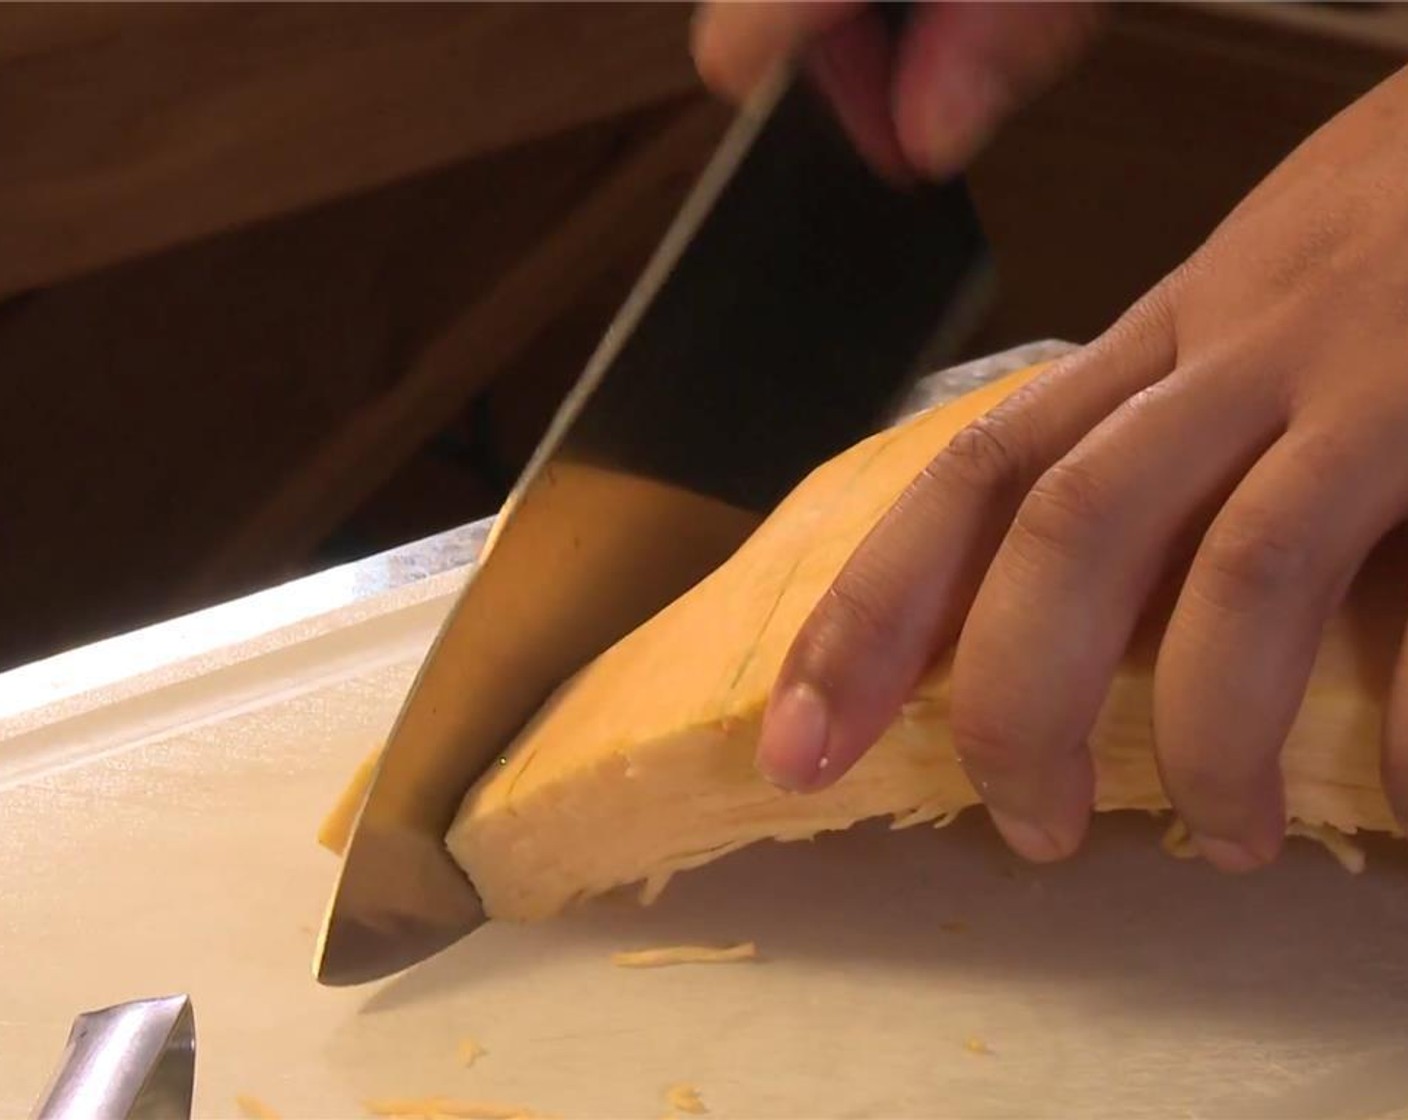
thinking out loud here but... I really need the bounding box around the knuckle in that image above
[1288,428,1359,480]
[793,568,896,682]
[822,572,892,643]
[1195,510,1312,612]
[1156,706,1280,811]
[1103,278,1178,353]
[930,403,1038,500]
[1160,750,1236,806]
[948,704,1025,786]
[1009,458,1114,564]
[1159,748,1269,834]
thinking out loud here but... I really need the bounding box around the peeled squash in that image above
[328,362,1407,922]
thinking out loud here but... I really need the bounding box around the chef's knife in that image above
[315,64,993,986]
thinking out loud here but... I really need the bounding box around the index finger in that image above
[755,297,1178,793]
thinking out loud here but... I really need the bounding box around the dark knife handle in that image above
[566,47,991,514]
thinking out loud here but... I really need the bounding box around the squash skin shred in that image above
[1161,818,1198,860]
[456,1037,487,1068]
[318,747,378,855]
[235,1095,282,1120]
[1163,815,1365,870]
[321,361,1408,922]
[1287,820,1367,873]
[611,942,758,969]
[664,1082,707,1115]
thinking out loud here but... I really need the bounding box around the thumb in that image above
[891,1,1102,178]
[691,1,864,104]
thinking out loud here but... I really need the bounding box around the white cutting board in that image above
[7,333,1408,1119]
[5,569,1408,1120]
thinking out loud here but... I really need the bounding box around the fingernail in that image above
[1191,833,1265,874]
[757,683,830,791]
[989,808,1068,863]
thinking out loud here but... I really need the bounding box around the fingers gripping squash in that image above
[325,363,1404,921]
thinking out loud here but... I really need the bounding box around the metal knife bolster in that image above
[32,996,195,1120]
[315,70,992,987]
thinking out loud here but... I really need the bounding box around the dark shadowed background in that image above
[4,1,1407,671]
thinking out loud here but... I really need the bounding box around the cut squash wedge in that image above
[326,362,1406,922]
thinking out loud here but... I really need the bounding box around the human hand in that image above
[691,1,1100,179]
[755,64,1408,873]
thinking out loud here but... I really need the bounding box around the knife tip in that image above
[313,827,487,987]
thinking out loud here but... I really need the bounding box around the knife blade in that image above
[315,66,993,987]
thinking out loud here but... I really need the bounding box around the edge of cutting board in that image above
[0,566,462,793]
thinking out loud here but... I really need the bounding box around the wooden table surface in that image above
[4,0,1408,684]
